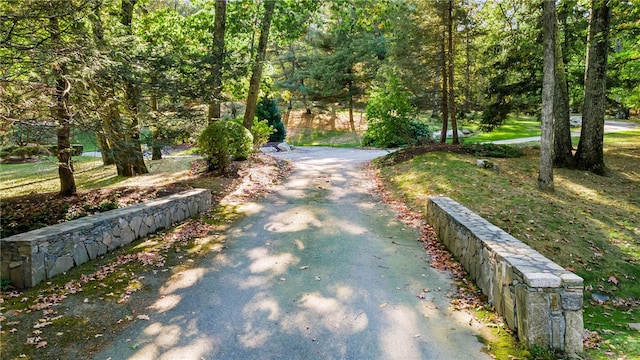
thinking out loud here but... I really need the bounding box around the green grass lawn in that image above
[71,130,100,153]
[376,130,640,359]
[0,156,119,197]
[464,115,542,143]
[287,129,362,148]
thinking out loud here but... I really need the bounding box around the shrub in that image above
[463,143,524,158]
[236,117,275,148]
[256,97,286,142]
[10,145,51,158]
[198,120,253,172]
[363,77,432,148]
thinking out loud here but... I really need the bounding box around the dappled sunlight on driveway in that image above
[147,294,182,313]
[247,247,300,275]
[159,268,206,295]
[281,291,369,336]
[97,147,490,360]
[264,207,323,232]
[380,305,421,359]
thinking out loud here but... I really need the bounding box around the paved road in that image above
[96,147,490,360]
[490,119,639,144]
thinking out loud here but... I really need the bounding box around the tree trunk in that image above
[349,95,356,133]
[464,1,471,114]
[448,0,459,145]
[243,0,276,132]
[96,131,115,165]
[553,20,574,168]
[89,3,115,166]
[539,0,555,191]
[150,91,162,160]
[208,0,226,123]
[574,0,610,175]
[49,16,76,197]
[118,0,148,177]
[439,19,448,144]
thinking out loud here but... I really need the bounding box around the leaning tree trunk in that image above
[243,0,276,132]
[208,0,227,123]
[49,16,76,197]
[553,22,574,168]
[574,0,610,175]
[539,0,556,191]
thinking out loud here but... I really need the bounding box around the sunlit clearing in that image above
[160,268,206,295]
[148,294,182,313]
[247,247,299,275]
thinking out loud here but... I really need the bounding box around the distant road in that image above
[490,120,639,145]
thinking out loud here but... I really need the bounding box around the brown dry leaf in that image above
[36,341,47,348]
[607,275,619,285]
[136,314,150,320]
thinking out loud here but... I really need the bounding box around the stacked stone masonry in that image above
[1,189,211,289]
[426,196,583,355]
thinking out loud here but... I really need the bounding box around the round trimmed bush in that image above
[198,120,253,172]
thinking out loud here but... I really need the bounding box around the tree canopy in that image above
[2,0,638,194]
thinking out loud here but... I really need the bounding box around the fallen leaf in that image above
[9,328,17,333]
[36,341,47,348]
[608,275,619,285]
[136,314,150,321]
[299,266,309,270]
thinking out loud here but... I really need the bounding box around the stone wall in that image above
[426,196,583,355]
[1,189,211,289]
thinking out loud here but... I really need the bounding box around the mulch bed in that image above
[0,184,191,238]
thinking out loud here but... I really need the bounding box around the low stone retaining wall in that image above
[1,189,211,289]
[426,196,583,355]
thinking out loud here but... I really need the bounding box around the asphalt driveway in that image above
[96,147,490,360]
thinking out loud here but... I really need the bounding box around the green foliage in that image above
[363,77,431,148]
[0,277,11,291]
[463,143,524,158]
[197,120,253,172]
[255,97,286,142]
[6,145,51,159]
[247,118,275,148]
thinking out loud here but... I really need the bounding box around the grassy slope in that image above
[377,130,640,359]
